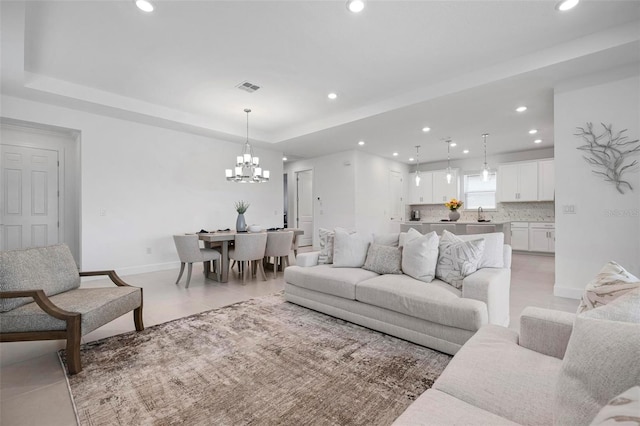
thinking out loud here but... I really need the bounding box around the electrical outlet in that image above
[99,209,107,216]
[562,205,576,214]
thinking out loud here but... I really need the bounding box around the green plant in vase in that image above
[235,200,250,232]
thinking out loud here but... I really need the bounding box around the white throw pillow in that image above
[555,290,640,426]
[436,230,485,289]
[401,229,439,283]
[577,261,640,313]
[589,386,640,426]
[332,229,371,268]
[457,232,504,269]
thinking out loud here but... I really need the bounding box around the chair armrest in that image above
[295,251,320,267]
[80,270,132,287]
[519,307,575,359]
[0,290,79,321]
[462,268,511,326]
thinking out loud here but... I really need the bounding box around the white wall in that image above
[554,71,640,298]
[284,150,409,247]
[1,95,284,274]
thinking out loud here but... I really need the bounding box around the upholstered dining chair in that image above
[228,232,268,284]
[264,231,294,279]
[173,235,221,288]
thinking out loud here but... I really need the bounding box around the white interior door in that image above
[389,170,403,222]
[1,145,59,250]
[296,169,313,247]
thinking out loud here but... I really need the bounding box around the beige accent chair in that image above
[264,231,294,279]
[229,233,268,284]
[173,235,221,287]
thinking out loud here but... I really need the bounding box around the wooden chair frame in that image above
[0,270,143,375]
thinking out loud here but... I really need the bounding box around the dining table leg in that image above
[220,240,229,283]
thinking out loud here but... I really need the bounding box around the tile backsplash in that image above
[407,202,555,223]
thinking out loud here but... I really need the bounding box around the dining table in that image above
[198,228,305,283]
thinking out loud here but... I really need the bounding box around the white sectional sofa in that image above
[393,289,640,425]
[284,231,512,355]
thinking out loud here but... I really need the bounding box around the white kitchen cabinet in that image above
[529,223,555,253]
[409,171,433,204]
[498,161,538,202]
[510,222,529,251]
[538,159,555,201]
[432,170,459,203]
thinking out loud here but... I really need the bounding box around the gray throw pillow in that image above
[555,289,640,426]
[363,244,402,275]
[436,230,485,289]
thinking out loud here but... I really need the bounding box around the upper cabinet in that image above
[538,159,555,201]
[408,169,458,205]
[498,159,553,202]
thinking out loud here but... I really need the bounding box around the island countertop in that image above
[400,221,512,244]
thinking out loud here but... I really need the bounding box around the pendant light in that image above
[445,139,453,184]
[414,145,421,187]
[225,109,270,183]
[481,133,490,181]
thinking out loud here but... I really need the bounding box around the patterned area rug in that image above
[61,294,451,425]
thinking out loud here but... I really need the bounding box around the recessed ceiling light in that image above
[556,0,579,11]
[516,106,527,112]
[358,141,365,146]
[529,129,538,134]
[135,0,154,12]
[283,156,288,161]
[327,93,337,100]
[392,152,398,156]
[463,149,469,154]
[409,157,415,162]
[534,139,542,144]
[450,142,457,147]
[346,0,365,13]
[422,127,431,133]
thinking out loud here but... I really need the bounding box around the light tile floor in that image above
[0,253,578,425]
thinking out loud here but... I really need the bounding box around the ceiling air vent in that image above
[236,81,261,93]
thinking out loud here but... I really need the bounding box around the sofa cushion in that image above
[589,386,640,426]
[363,243,402,275]
[577,261,640,313]
[355,274,489,331]
[0,286,141,335]
[555,290,640,426]
[457,232,505,269]
[284,264,378,300]
[333,229,371,268]
[392,389,520,426]
[318,228,335,265]
[436,230,485,289]
[434,325,562,426]
[0,244,81,312]
[402,229,439,283]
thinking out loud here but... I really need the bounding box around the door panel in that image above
[296,170,313,247]
[1,145,59,250]
[389,170,403,221]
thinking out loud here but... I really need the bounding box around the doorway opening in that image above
[295,169,313,247]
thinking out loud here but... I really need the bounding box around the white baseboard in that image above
[81,261,180,281]
[553,285,583,300]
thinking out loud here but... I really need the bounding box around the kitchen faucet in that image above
[478,206,484,221]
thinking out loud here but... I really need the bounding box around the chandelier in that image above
[414,145,421,186]
[481,133,490,181]
[225,109,270,183]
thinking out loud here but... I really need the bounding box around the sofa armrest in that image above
[503,245,512,269]
[0,289,79,321]
[295,251,320,267]
[519,307,575,359]
[462,268,511,327]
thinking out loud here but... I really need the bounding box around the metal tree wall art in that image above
[575,122,640,194]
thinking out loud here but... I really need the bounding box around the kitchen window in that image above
[464,172,497,209]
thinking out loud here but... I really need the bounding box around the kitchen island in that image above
[401,221,512,244]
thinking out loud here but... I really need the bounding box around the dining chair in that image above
[264,231,294,279]
[173,235,221,288]
[228,232,268,284]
